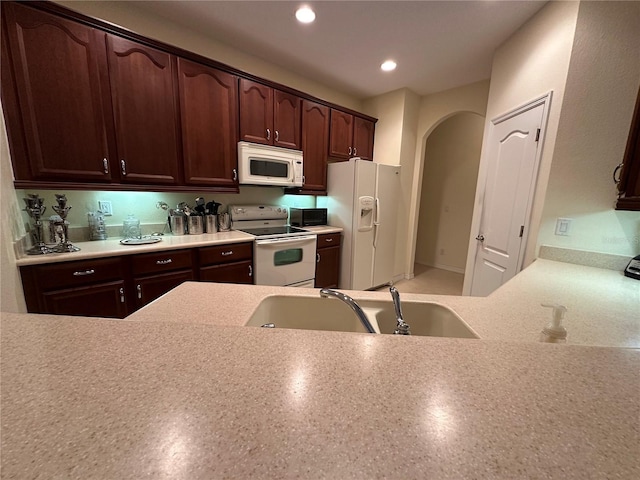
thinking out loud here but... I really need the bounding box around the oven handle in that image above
[255,235,317,246]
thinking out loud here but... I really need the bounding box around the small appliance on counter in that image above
[88,211,107,240]
[289,208,328,227]
[624,255,640,280]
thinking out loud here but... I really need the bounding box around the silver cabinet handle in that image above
[348,146,352,156]
[353,147,357,156]
[316,253,320,263]
[248,265,253,277]
[613,163,623,184]
[476,234,485,242]
[221,251,233,256]
[266,128,271,140]
[73,269,95,276]
[325,238,333,243]
[275,130,279,142]
[119,287,125,303]
[136,284,142,299]
[120,159,127,176]
[156,259,172,265]
[302,175,306,184]
[233,168,238,181]
[103,158,109,174]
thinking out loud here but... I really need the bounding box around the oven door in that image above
[254,235,317,286]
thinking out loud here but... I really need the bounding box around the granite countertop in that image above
[14,226,343,266]
[2,256,638,477]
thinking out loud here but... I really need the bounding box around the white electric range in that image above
[230,205,317,287]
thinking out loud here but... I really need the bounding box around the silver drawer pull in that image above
[325,238,333,242]
[73,269,95,276]
[156,259,172,265]
[221,251,233,256]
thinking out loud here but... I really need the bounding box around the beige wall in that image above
[363,88,420,279]
[537,1,640,257]
[55,1,363,111]
[406,79,490,277]
[463,1,580,293]
[416,113,484,272]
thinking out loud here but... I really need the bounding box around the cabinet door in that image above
[353,117,375,161]
[178,58,239,188]
[134,270,195,309]
[329,109,354,160]
[2,3,114,182]
[239,78,273,145]
[42,280,128,318]
[616,86,640,211]
[273,90,301,149]
[301,100,329,191]
[200,261,253,284]
[315,245,341,289]
[106,34,180,185]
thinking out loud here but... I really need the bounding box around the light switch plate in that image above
[554,217,572,236]
[98,200,113,216]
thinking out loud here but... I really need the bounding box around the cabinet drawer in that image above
[30,257,125,291]
[199,242,253,266]
[317,233,341,249]
[131,249,193,276]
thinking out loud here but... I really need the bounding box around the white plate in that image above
[120,236,162,245]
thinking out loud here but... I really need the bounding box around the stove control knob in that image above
[277,208,282,213]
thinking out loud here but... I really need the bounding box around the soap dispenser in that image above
[540,303,568,343]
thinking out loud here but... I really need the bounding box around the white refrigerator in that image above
[326,158,401,290]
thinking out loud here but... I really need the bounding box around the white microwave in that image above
[237,141,304,187]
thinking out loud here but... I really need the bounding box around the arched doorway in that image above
[410,112,484,293]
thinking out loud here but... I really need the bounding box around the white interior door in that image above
[469,101,546,296]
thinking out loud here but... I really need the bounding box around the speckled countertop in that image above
[14,225,342,266]
[2,257,639,478]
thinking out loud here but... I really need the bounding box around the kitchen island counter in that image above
[1,310,638,479]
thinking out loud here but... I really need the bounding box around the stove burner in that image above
[237,226,309,237]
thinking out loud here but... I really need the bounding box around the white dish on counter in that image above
[119,236,162,245]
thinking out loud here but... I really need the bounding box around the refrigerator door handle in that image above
[373,197,381,248]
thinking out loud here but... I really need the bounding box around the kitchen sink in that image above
[245,295,374,333]
[246,295,479,339]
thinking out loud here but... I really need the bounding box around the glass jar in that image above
[123,214,141,239]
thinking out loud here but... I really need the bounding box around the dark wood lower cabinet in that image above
[20,242,254,318]
[315,233,341,289]
[200,261,253,284]
[133,270,195,309]
[42,280,128,318]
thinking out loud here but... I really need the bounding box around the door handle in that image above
[275,130,279,142]
[475,234,485,242]
[248,265,253,277]
[266,128,271,140]
[348,146,352,156]
[120,159,127,176]
[136,284,142,299]
[233,168,238,181]
[103,158,109,174]
[316,253,320,263]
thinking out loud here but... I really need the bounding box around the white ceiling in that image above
[129,1,548,99]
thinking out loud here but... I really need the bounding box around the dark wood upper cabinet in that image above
[353,116,375,161]
[301,100,330,191]
[177,58,239,189]
[329,109,375,161]
[273,90,301,149]
[616,86,640,211]
[1,2,114,182]
[329,109,354,160]
[106,34,181,185]
[239,78,301,149]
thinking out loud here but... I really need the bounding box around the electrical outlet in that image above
[555,218,572,236]
[98,200,113,216]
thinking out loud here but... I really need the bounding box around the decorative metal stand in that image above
[24,194,53,255]
[51,194,80,253]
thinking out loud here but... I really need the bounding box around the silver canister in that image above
[217,213,230,232]
[205,215,217,234]
[169,215,186,236]
[188,215,203,235]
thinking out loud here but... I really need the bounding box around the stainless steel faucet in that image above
[389,286,411,335]
[319,288,376,333]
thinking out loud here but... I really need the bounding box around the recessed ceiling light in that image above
[381,60,397,72]
[296,6,316,24]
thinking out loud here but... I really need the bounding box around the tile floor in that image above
[391,263,464,295]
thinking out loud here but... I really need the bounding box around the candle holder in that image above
[51,194,80,253]
[23,194,53,255]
